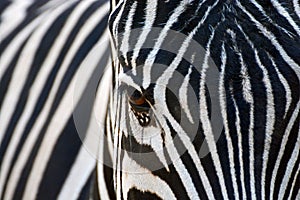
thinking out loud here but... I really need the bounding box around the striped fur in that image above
[0,0,111,199]
[108,0,300,199]
[1,0,299,199]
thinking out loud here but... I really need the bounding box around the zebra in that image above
[1,0,300,199]
[106,0,300,199]
[0,0,112,199]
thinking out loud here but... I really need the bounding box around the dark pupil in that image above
[129,90,144,105]
[129,90,150,112]
[128,89,151,126]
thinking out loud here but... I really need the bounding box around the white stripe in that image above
[235,50,250,200]
[58,65,111,200]
[121,152,176,200]
[131,0,158,75]
[111,1,125,48]
[155,0,219,122]
[227,29,252,199]
[57,148,96,200]
[20,4,109,199]
[252,45,275,200]
[111,60,121,133]
[114,92,124,200]
[270,0,300,36]
[248,88,255,198]
[154,83,216,199]
[249,0,295,37]
[278,127,300,200]
[0,0,93,191]
[38,0,73,12]
[105,110,114,158]
[271,100,300,199]
[143,0,197,88]
[268,54,292,117]
[0,2,77,198]
[153,3,222,199]
[94,69,114,200]
[110,0,117,10]
[297,190,300,200]
[118,72,142,93]
[0,0,72,138]
[293,0,300,18]
[119,1,137,66]
[127,103,170,171]
[119,91,131,134]
[58,37,111,200]
[0,0,34,40]
[116,127,123,200]
[231,93,247,200]
[287,161,300,200]
[152,110,200,200]
[232,29,253,198]
[236,1,300,85]
[219,44,240,200]
[0,18,40,141]
[197,22,231,200]
[235,21,277,200]
[179,66,194,124]
[258,57,275,200]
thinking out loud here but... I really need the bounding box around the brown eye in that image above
[128,89,146,106]
[128,89,151,126]
[129,95,146,105]
[128,90,149,112]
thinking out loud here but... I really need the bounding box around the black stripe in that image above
[107,0,300,198]
[122,121,189,199]
[108,0,123,36]
[26,0,51,14]
[12,13,109,200]
[127,187,162,200]
[272,114,300,199]
[153,0,182,29]
[77,170,95,200]
[93,168,101,200]
[0,37,30,165]
[1,2,109,199]
[35,117,83,199]
[0,0,11,20]
[115,0,134,46]
[103,113,117,200]
[0,5,76,199]
[0,1,76,54]
[290,168,300,200]
[244,1,299,38]
[283,153,300,200]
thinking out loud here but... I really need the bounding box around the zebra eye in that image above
[128,90,150,112]
[129,91,146,106]
[128,89,151,126]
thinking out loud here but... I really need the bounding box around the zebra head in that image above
[107,0,300,199]
[108,0,223,169]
